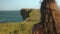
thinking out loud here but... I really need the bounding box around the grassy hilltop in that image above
[0,9,40,34]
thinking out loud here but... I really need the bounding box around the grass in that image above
[0,22,37,34]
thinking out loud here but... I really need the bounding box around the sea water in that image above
[0,10,23,22]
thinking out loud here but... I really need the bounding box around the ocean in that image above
[0,10,23,22]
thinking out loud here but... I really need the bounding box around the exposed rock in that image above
[20,9,32,20]
[20,9,40,22]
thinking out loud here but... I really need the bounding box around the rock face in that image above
[20,9,40,22]
[20,9,32,20]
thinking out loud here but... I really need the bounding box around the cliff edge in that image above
[20,9,40,22]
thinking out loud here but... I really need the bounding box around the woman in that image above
[32,0,58,34]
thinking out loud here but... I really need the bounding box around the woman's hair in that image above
[43,0,55,2]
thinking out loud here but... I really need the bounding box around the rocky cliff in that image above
[20,9,40,22]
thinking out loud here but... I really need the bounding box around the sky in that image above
[0,0,60,10]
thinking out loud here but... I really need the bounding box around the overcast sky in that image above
[0,0,60,10]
